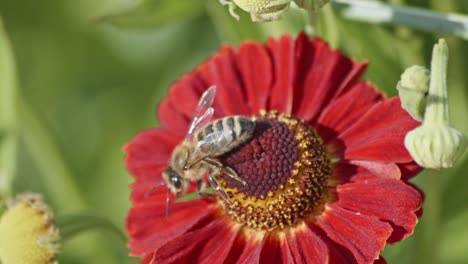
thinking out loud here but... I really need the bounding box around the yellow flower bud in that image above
[404,39,467,168]
[0,193,60,264]
[219,0,292,22]
[397,65,430,121]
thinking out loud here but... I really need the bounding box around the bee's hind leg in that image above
[204,158,248,186]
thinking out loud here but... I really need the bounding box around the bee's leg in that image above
[207,172,231,203]
[204,158,247,186]
[196,180,214,198]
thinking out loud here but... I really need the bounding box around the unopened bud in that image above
[405,125,466,168]
[404,39,467,168]
[219,0,293,22]
[397,65,430,121]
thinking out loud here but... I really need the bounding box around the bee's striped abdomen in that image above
[195,115,255,156]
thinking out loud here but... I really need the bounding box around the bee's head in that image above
[162,167,186,195]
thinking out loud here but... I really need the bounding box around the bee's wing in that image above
[186,130,234,168]
[185,86,216,142]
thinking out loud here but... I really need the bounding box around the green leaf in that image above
[0,17,18,197]
[176,188,214,202]
[93,0,205,29]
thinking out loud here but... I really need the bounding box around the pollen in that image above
[219,111,331,231]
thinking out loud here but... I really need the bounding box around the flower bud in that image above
[405,125,466,168]
[404,39,467,168]
[220,0,293,22]
[397,65,430,121]
[0,193,60,264]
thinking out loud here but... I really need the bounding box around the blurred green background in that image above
[0,0,467,263]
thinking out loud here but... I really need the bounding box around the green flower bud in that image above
[404,39,467,168]
[219,0,293,22]
[405,125,466,168]
[397,65,430,121]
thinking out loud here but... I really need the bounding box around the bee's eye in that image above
[170,174,182,189]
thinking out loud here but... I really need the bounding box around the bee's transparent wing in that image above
[185,86,216,142]
[186,130,234,168]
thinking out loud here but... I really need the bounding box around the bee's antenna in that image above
[145,182,166,198]
[165,188,171,219]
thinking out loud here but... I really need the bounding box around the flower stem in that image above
[331,0,468,40]
[0,18,18,198]
[56,213,126,244]
[425,39,449,126]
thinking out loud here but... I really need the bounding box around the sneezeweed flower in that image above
[0,192,60,264]
[125,33,423,263]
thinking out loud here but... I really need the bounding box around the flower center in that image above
[219,111,331,231]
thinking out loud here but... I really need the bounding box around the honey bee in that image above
[160,86,255,216]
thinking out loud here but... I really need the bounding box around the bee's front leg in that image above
[196,180,213,198]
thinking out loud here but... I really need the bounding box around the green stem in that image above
[56,213,126,244]
[331,0,468,40]
[19,100,86,212]
[0,18,18,198]
[425,39,449,126]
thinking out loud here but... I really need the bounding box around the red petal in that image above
[157,98,191,132]
[317,204,392,264]
[399,162,423,180]
[154,216,238,264]
[332,97,420,163]
[334,62,368,98]
[374,256,387,264]
[126,194,216,256]
[197,46,250,116]
[287,223,329,264]
[125,128,181,184]
[267,35,295,114]
[141,253,155,264]
[280,237,295,264]
[293,34,355,123]
[230,231,265,264]
[332,162,401,183]
[343,160,401,179]
[168,74,207,119]
[317,82,383,144]
[237,42,273,113]
[337,176,422,243]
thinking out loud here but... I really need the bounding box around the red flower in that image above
[125,33,423,264]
